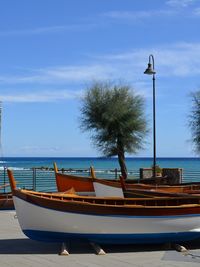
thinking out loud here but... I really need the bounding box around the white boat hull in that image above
[13,196,200,244]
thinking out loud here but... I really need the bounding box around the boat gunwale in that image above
[15,189,200,209]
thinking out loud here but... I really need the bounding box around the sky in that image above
[0,0,200,157]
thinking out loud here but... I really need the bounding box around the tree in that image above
[80,81,148,179]
[189,91,200,154]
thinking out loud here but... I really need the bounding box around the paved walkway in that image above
[0,210,200,266]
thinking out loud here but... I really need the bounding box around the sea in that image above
[0,157,200,171]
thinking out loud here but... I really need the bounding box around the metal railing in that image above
[0,168,56,193]
[1,167,200,193]
[182,170,200,183]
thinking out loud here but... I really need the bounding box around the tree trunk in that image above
[117,151,128,180]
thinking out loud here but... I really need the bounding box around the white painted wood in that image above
[93,182,124,198]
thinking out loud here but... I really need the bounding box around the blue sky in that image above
[0,0,200,157]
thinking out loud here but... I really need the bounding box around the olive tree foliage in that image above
[79,81,148,179]
[189,91,200,154]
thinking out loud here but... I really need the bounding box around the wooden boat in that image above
[54,163,200,196]
[7,169,200,244]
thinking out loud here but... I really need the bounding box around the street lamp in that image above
[144,55,157,178]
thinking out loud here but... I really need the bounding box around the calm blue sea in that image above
[1,157,200,171]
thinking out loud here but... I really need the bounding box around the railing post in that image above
[115,168,118,179]
[33,168,36,191]
[3,166,6,193]
[180,168,183,183]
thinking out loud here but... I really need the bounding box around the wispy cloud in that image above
[0,23,97,36]
[103,9,176,20]
[0,90,83,103]
[166,0,197,8]
[98,42,200,77]
[0,65,114,84]
[4,43,200,81]
[103,1,200,22]
[2,43,200,81]
[193,7,200,16]
[1,3,199,37]
[1,42,200,103]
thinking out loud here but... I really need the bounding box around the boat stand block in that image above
[59,242,69,256]
[90,242,106,255]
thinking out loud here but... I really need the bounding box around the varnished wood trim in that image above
[7,169,17,193]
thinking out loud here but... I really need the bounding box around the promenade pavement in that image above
[0,210,200,267]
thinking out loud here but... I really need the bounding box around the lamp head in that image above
[144,63,156,75]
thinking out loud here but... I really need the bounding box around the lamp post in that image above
[144,55,157,178]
